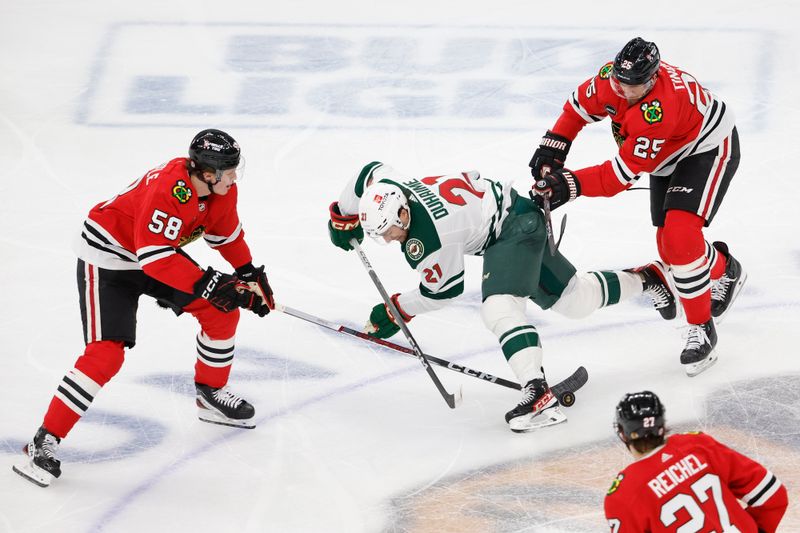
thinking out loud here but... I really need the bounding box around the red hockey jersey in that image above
[74,157,252,295]
[604,432,788,533]
[551,61,736,197]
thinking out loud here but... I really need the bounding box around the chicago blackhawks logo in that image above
[406,238,424,261]
[640,100,663,124]
[172,180,193,204]
[607,473,624,495]
[598,62,613,79]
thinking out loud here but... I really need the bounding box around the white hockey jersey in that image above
[338,162,513,316]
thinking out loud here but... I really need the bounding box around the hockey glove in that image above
[365,294,413,339]
[328,202,364,251]
[235,263,275,317]
[531,168,581,211]
[529,131,572,179]
[193,268,252,313]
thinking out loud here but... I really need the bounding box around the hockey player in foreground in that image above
[605,391,788,532]
[529,37,747,377]
[328,162,677,432]
[13,129,275,487]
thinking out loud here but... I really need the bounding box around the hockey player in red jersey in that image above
[13,129,275,487]
[529,37,747,377]
[605,391,788,532]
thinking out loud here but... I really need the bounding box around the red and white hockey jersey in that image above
[604,432,788,533]
[551,61,736,197]
[74,157,252,295]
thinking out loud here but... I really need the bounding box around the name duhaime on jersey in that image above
[338,162,511,317]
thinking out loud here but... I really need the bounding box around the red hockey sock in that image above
[658,210,712,324]
[42,340,125,439]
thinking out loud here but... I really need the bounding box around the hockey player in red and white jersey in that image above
[605,391,788,532]
[13,129,275,487]
[529,37,747,377]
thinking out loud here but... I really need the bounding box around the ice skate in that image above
[505,378,567,433]
[196,383,256,429]
[12,427,62,487]
[711,242,747,323]
[680,319,718,377]
[631,260,677,320]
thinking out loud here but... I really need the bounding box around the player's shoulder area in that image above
[604,467,640,502]
[146,157,197,208]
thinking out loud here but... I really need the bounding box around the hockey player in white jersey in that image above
[328,162,676,432]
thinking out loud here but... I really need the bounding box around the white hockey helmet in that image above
[358,182,410,239]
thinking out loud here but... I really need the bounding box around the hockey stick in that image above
[351,240,462,408]
[529,191,566,254]
[276,303,519,389]
[276,303,587,406]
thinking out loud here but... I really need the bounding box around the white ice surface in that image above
[1,1,799,532]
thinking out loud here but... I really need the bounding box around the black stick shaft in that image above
[352,241,461,408]
[277,303,521,390]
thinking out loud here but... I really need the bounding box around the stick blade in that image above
[445,385,464,409]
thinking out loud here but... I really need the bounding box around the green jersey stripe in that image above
[355,161,383,197]
[499,324,537,344]
[420,280,464,300]
[501,331,541,360]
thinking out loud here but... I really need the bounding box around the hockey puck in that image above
[559,391,576,407]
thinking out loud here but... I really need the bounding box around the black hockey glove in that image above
[531,168,581,211]
[529,131,572,179]
[193,268,252,313]
[235,263,275,317]
[328,202,364,251]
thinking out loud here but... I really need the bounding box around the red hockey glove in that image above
[328,202,364,251]
[529,131,572,179]
[531,168,581,211]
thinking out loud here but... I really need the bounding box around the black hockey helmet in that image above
[615,390,665,443]
[188,129,241,173]
[612,37,660,85]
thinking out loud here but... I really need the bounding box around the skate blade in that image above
[683,352,719,377]
[714,271,747,325]
[198,408,256,429]
[509,406,567,433]
[12,462,54,487]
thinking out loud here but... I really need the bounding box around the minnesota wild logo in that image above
[641,99,663,124]
[172,180,192,204]
[598,62,613,79]
[607,473,624,495]
[406,238,424,261]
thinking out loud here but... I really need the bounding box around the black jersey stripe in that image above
[81,233,137,262]
[747,475,777,506]
[137,246,175,262]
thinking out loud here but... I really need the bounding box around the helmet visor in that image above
[610,75,655,101]
[215,155,246,183]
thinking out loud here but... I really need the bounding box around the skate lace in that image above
[39,434,59,460]
[212,387,244,409]
[644,284,671,310]
[711,275,733,302]
[519,384,536,404]
[682,324,709,351]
